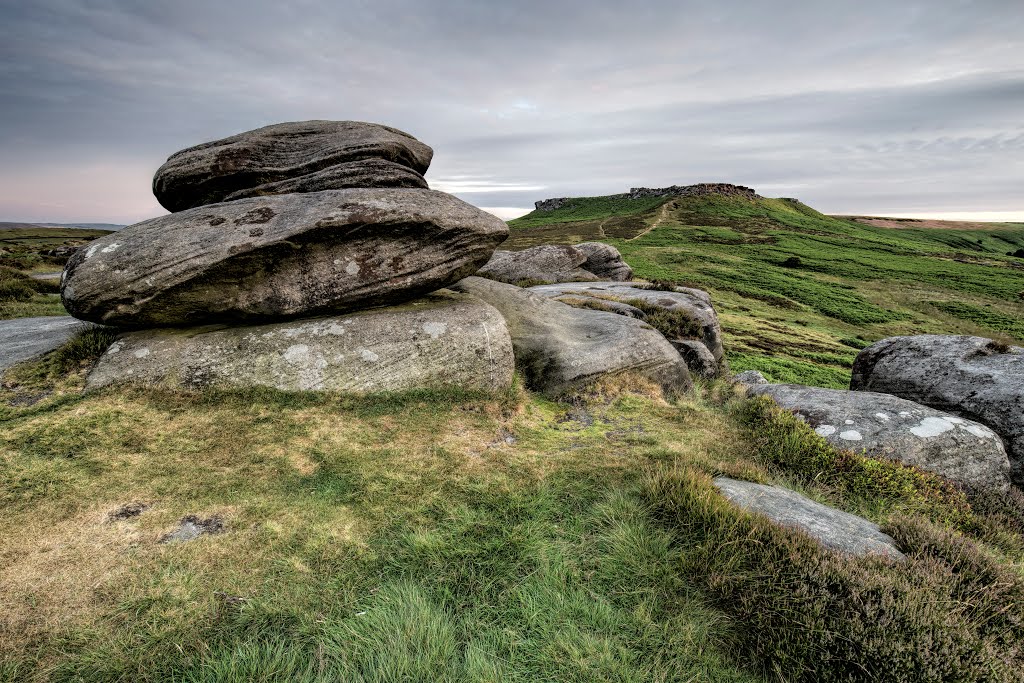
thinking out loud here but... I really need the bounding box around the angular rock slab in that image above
[153,120,434,211]
[476,245,598,285]
[575,242,633,281]
[528,281,726,370]
[86,291,515,393]
[62,188,509,328]
[0,316,92,373]
[748,383,1011,492]
[851,335,1024,487]
[452,276,691,398]
[713,477,905,560]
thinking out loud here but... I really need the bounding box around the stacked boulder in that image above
[62,121,516,393]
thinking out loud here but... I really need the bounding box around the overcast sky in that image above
[2,0,1022,224]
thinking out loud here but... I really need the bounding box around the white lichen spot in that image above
[326,323,346,336]
[909,416,955,438]
[133,347,151,358]
[101,242,122,254]
[945,416,965,424]
[963,423,995,439]
[844,419,855,425]
[815,425,837,437]
[333,259,342,265]
[345,260,360,275]
[283,344,310,363]
[840,430,863,441]
[422,321,447,339]
[898,411,912,418]
[107,341,123,355]
[875,413,890,422]
[85,245,98,259]
[359,348,379,362]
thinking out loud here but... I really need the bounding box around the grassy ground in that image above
[3,337,1023,682]
[508,195,1024,387]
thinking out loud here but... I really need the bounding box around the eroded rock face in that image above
[476,245,598,285]
[851,335,1024,487]
[62,188,508,328]
[748,383,1011,492]
[86,291,515,393]
[153,120,433,211]
[452,276,691,398]
[528,281,725,374]
[574,242,633,281]
[713,477,904,560]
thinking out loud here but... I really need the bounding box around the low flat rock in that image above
[0,316,87,373]
[851,335,1024,487]
[713,477,905,560]
[574,242,633,281]
[452,276,691,397]
[528,281,725,372]
[476,245,598,285]
[86,290,515,393]
[749,383,1010,491]
[153,120,433,211]
[62,188,508,328]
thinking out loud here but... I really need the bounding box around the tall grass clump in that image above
[643,466,1024,682]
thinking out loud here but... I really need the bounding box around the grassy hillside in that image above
[508,194,1024,387]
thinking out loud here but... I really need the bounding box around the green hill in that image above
[508,192,1024,387]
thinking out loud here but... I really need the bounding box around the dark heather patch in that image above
[233,207,276,225]
[108,501,150,521]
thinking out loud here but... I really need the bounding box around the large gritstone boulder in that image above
[153,120,433,211]
[451,276,691,398]
[851,335,1024,487]
[528,282,725,376]
[574,242,633,281]
[748,383,1011,492]
[476,245,599,285]
[61,188,508,328]
[713,477,904,560]
[86,291,514,393]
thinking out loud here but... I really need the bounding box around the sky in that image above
[1,0,1022,224]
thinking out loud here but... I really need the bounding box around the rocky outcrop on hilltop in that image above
[533,183,759,211]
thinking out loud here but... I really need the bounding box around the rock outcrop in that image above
[528,281,725,376]
[574,242,633,281]
[0,316,93,373]
[748,383,1011,492]
[713,477,904,560]
[532,183,759,212]
[153,120,433,212]
[476,245,599,285]
[851,335,1024,486]
[62,188,507,328]
[452,276,691,397]
[86,291,514,393]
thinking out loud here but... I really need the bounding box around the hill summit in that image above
[534,182,759,211]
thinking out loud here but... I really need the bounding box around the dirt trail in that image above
[628,200,673,241]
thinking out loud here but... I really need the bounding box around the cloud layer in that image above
[2,0,1022,223]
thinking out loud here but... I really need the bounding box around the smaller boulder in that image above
[733,369,768,387]
[748,383,1011,492]
[575,242,633,281]
[713,477,904,560]
[671,339,718,379]
[476,245,598,285]
[452,276,691,398]
[0,316,95,373]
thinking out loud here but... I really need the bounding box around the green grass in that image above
[508,193,1024,386]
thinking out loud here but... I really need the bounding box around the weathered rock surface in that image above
[528,281,725,371]
[670,339,718,379]
[0,316,90,373]
[476,245,598,285]
[62,188,508,328]
[452,276,691,397]
[153,120,433,211]
[851,335,1024,487]
[713,477,905,560]
[574,242,633,281]
[86,291,515,393]
[748,383,1011,491]
[733,369,768,387]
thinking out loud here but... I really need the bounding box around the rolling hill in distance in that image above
[505,186,1024,387]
